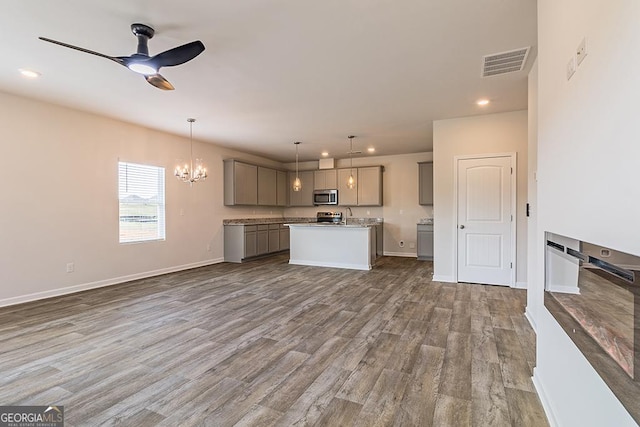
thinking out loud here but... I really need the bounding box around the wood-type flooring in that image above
[0,255,548,426]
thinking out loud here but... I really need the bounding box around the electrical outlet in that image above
[399,240,405,248]
[566,56,576,80]
[179,208,184,216]
[207,244,211,252]
[66,262,74,273]
[576,37,587,66]
[409,242,416,249]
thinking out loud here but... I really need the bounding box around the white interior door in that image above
[457,156,514,286]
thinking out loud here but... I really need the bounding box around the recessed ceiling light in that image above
[367,147,375,153]
[19,68,41,79]
[476,99,490,106]
[321,151,329,157]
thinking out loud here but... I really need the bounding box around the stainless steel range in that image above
[316,211,343,224]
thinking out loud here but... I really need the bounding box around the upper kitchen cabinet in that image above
[418,162,434,205]
[337,168,358,206]
[276,170,288,206]
[257,166,277,206]
[224,160,257,205]
[357,166,382,206]
[314,169,338,190]
[289,170,315,206]
[338,166,382,206]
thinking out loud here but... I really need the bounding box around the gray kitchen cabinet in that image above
[225,223,291,262]
[417,223,434,261]
[256,225,269,255]
[289,170,315,206]
[268,224,280,252]
[357,166,382,206]
[276,170,288,206]
[279,224,290,250]
[258,166,277,206]
[337,168,358,206]
[418,162,434,205]
[314,169,338,190]
[244,226,257,258]
[220,225,259,261]
[224,160,258,206]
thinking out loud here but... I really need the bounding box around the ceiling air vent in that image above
[482,47,530,77]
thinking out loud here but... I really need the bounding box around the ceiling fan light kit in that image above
[39,23,205,90]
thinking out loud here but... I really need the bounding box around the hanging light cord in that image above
[189,118,195,179]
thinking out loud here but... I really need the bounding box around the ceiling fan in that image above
[39,23,205,90]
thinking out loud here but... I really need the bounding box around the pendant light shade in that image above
[347,135,356,189]
[293,141,302,192]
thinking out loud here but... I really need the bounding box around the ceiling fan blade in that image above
[145,74,175,90]
[149,40,205,69]
[38,37,124,66]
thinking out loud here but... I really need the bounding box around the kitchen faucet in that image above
[343,207,353,224]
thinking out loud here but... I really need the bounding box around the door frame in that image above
[453,152,517,286]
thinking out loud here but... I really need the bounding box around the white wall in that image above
[533,0,640,425]
[526,58,540,329]
[432,110,528,286]
[0,91,285,306]
[283,152,434,256]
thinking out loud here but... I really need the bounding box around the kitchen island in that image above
[287,223,378,270]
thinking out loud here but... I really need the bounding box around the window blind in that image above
[118,162,166,243]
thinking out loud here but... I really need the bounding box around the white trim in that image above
[532,367,559,427]
[383,251,417,258]
[0,258,224,308]
[513,281,528,289]
[432,275,456,283]
[453,152,517,286]
[525,307,537,332]
[546,285,580,295]
[288,259,371,271]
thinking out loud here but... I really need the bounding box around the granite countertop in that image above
[223,217,383,226]
[223,217,315,225]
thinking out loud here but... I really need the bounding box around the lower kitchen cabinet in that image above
[417,223,434,261]
[268,224,280,252]
[224,223,291,262]
[279,225,290,250]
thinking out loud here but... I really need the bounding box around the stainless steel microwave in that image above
[313,189,338,205]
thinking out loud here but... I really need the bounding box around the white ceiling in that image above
[0,1,536,162]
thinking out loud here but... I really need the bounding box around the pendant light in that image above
[347,135,356,189]
[175,118,207,185]
[293,141,302,191]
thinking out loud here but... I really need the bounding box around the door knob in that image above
[459,225,465,229]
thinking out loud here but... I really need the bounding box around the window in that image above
[118,162,165,243]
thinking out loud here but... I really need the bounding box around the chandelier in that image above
[175,118,207,185]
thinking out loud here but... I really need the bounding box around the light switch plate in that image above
[577,37,587,66]
[567,56,576,80]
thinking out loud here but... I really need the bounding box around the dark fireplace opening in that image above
[544,232,640,422]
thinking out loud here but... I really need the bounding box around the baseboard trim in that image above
[0,257,225,308]
[532,367,559,427]
[289,259,371,271]
[547,285,580,295]
[525,307,537,332]
[513,281,528,289]
[383,251,417,258]
[432,275,455,283]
